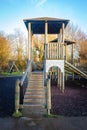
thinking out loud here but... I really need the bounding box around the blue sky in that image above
[0,0,87,35]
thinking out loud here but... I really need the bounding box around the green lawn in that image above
[0,72,23,76]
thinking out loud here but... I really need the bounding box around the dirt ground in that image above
[51,80,87,116]
[0,117,87,130]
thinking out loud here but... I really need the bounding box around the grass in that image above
[12,111,22,118]
[44,114,58,118]
[0,72,23,76]
[44,114,64,118]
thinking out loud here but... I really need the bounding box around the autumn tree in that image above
[0,35,11,72]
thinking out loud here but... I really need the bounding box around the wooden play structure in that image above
[14,17,87,117]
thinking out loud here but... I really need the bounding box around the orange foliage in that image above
[0,36,11,69]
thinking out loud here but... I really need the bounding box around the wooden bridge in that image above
[14,17,87,117]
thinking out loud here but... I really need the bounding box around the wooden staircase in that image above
[22,71,47,117]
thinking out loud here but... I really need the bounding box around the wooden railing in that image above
[46,42,64,60]
[14,60,32,114]
[65,60,87,79]
[20,60,32,86]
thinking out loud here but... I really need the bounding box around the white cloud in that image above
[36,0,47,7]
[32,0,47,7]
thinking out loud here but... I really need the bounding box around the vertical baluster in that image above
[55,43,56,59]
[57,43,58,59]
[58,43,59,59]
[53,43,54,59]
[46,44,48,59]
[61,43,63,59]
[48,43,49,59]
[59,43,60,59]
[49,43,50,59]
[53,43,55,59]
[61,44,62,59]
[50,43,51,59]
[51,43,53,59]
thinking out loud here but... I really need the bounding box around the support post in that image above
[57,68,60,87]
[62,23,65,43]
[72,72,74,80]
[62,23,65,59]
[47,78,51,115]
[15,79,20,113]
[28,22,31,60]
[59,69,62,90]
[65,45,67,61]
[44,22,48,60]
[72,43,74,65]
[65,73,68,81]
[44,22,48,85]
[61,72,65,93]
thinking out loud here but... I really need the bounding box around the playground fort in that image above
[14,17,87,117]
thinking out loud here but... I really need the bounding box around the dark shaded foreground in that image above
[0,76,28,117]
[51,80,87,116]
[0,117,87,130]
[0,76,87,117]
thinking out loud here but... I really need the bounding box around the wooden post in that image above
[60,29,62,42]
[28,22,31,60]
[47,79,51,115]
[72,72,74,80]
[62,23,65,43]
[65,73,68,81]
[15,79,20,113]
[57,68,60,87]
[72,43,74,65]
[59,69,62,90]
[62,23,65,59]
[58,44,60,59]
[44,22,48,60]
[61,72,65,93]
[44,22,48,85]
[65,45,67,61]
[31,31,33,60]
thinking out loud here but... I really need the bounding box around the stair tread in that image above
[23,104,44,107]
[26,88,44,90]
[24,95,45,97]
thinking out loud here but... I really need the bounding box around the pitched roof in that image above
[23,17,69,34]
[24,17,69,22]
[50,38,76,45]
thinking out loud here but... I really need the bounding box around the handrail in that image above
[65,60,87,79]
[14,60,32,114]
[20,60,32,86]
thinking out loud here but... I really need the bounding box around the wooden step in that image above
[24,94,45,99]
[24,98,45,102]
[22,104,46,117]
[26,86,44,89]
[24,90,44,97]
